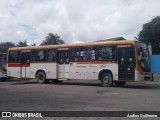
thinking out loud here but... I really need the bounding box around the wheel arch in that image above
[98,69,113,80]
[35,69,46,78]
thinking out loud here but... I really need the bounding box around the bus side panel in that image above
[70,62,118,80]
[70,62,98,80]
[7,64,21,78]
[76,63,89,80]
[88,64,98,80]
[69,62,77,79]
[97,63,118,81]
[30,63,57,79]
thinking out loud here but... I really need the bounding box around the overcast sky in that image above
[0,0,160,45]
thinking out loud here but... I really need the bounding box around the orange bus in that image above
[7,40,152,87]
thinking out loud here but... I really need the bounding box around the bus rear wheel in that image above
[36,71,48,84]
[115,81,126,87]
[100,73,113,87]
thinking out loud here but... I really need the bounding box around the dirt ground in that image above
[0,79,160,119]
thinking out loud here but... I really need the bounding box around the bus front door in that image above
[57,50,69,79]
[21,51,31,78]
[117,46,135,80]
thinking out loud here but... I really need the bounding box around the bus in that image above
[0,53,7,80]
[7,40,152,87]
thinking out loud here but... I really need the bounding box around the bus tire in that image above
[115,81,126,87]
[52,79,63,84]
[100,73,113,87]
[36,71,48,84]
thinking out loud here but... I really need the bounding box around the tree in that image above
[0,42,15,53]
[40,33,65,46]
[30,43,36,46]
[138,16,160,54]
[16,40,28,47]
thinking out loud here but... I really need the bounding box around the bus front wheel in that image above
[36,71,48,84]
[100,73,113,87]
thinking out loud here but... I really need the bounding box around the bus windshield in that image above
[136,42,150,72]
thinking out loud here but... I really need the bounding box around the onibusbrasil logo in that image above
[1,112,42,118]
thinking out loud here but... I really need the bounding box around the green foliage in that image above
[0,42,15,53]
[0,33,64,53]
[30,43,36,46]
[40,33,65,46]
[138,16,160,54]
[0,40,36,53]
[16,40,28,47]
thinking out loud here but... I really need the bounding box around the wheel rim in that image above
[38,74,44,81]
[103,75,111,84]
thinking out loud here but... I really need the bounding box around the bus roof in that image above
[8,40,136,51]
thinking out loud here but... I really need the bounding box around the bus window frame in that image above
[96,45,116,61]
[70,47,80,62]
[8,51,21,63]
[31,49,57,63]
[79,47,96,61]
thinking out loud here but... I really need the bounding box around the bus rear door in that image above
[117,45,135,80]
[21,51,31,78]
[57,50,69,80]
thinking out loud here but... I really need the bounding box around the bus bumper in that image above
[135,70,152,81]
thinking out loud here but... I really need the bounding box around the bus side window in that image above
[48,50,56,62]
[65,52,69,63]
[88,47,95,60]
[75,52,79,61]
[96,47,104,60]
[79,47,95,61]
[38,50,45,61]
[59,52,65,64]
[80,48,85,61]
[70,48,79,61]
[96,46,114,61]
[8,51,20,63]
[32,50,48,62]
[32,50,37,61]
[70,49,74,61]
[96,49,102,60]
